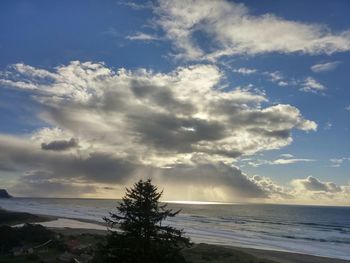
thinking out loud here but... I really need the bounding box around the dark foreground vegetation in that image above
[0,222,276,263]
[0,222,103,263]
[0,209,52,226]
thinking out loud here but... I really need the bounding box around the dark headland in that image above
[0,189,12,198]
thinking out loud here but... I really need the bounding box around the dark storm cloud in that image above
[158,162,268,198]
[0,161,17,172]
[249,128,290,139]
[0,134,269,199]
[196,148,243,159]
[227,106,303,130]
[11,170,97,197]
[130,80,195,114]
[0,135,138,184]
[70,153,140,183]
[128,111,226,152]
[41,138,78,151]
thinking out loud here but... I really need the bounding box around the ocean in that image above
[0,198,349,260]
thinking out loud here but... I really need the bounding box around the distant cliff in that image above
[0,189,12,198]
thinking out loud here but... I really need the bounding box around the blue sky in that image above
[0,0,349,204]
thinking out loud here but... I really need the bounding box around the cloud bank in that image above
[1,61,347,203]
[291,176,350,204]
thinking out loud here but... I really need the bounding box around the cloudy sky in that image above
[0,0,349,205]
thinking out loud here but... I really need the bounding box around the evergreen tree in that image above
[97,179,191,263]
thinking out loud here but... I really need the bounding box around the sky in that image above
[0,0,349,205]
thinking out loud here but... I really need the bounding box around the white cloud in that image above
[263,71,284,82]
[330,157,350,167]
[233,67,257,75]
[102,27,120,37]
[254,71,326,94]
[126,32,162,41]
[155,0,350,61]
[0,61,318,200]
[252,175,292,199]
[345,105,350,111]
[233,69,292,87]
[292,176,341,193]
[255,175,350,204]
[243,156,314,166]
[311,61,341,73]
[117,0,153,10]
[231,68,327,95]
[290,176,350,205]
[280,153,294,158]
[277,81,288,87]
[272,158,314,165]
[300,77,326,93]
[324,122,332,130]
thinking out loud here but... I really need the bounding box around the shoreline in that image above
[48,227,350,263]
[1,207,349,263]
[29,225,350,263]
[232,246,350,263]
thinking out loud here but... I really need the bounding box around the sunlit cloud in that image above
[300,77,326,93]
[242,157,314,167]
[154,0,350,61]
[311,61,341,73]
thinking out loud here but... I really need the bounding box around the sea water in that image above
[0,198,349,260]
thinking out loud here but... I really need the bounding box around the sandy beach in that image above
[52,226,350,263]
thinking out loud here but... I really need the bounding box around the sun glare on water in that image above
[164,200,234,205]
